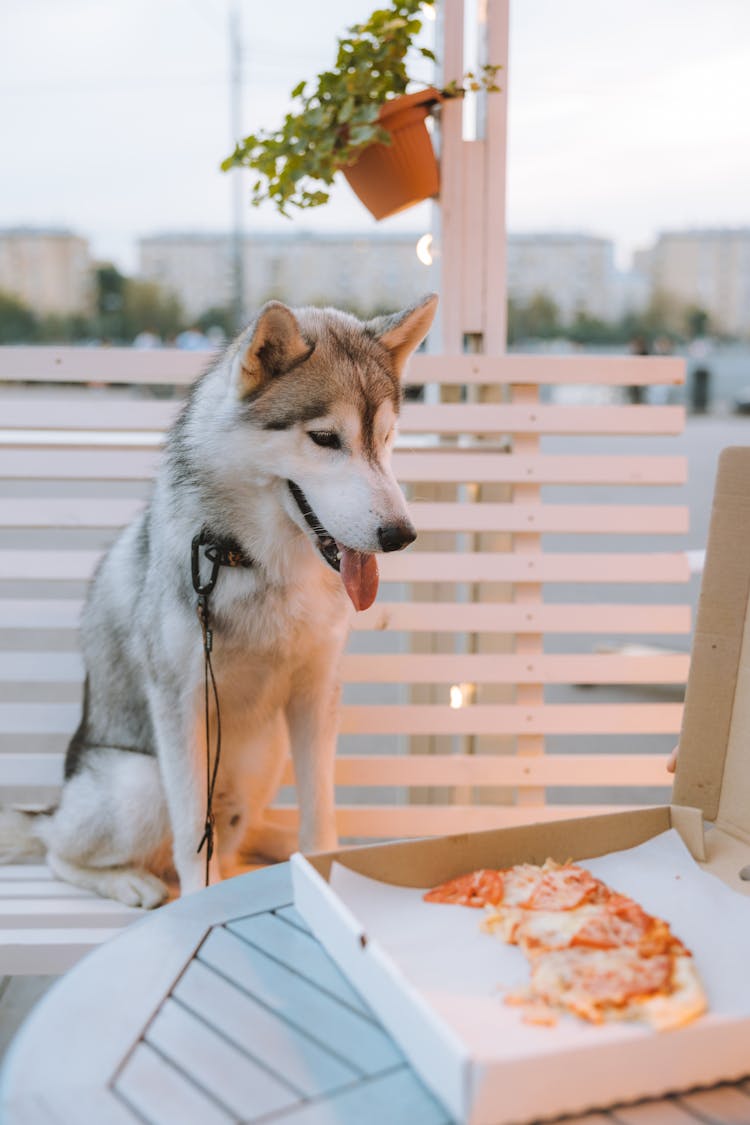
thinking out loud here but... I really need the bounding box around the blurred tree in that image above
[36,313,90,343]
[569,309,616,345]
[508,292,561,342]
[196,305,234,337]
[121,280,183,340]
[0,291,37,342]
[93,263,127,339]
[685,305,711,338]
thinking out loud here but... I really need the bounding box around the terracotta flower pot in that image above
[341,87,442,221]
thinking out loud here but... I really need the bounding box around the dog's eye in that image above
[308,431,341,450]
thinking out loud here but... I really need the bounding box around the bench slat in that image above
[341,653,690,683]
[405,353,685,387]
[0,346,684,387]
[0,701,683,737]
[400,403,685,435]
[0,448,688,484]
[270,804,648,837]
[396,452,688,485]
[0,498,144,528]
[408,502,689,534]
[0,549,691,583]
[0,651,690,685]
[0,881,98,899]
[0,599,693,634]
[0,751,674,792]
[0,497,688,534]
[1,398,685,436]
[338,703,683,735]
[0,927,124,974]
[0,899,143,926]
[0,599,82,629]
[0,398,179,431]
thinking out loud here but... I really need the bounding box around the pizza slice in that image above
[424,858,707,1030]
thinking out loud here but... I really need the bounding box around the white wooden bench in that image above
[0,345,688,972]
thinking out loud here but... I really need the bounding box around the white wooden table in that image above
[1,863,749,1125]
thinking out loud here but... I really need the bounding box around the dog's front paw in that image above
[107,868,169,909]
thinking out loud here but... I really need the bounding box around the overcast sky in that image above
[2,0,749,272]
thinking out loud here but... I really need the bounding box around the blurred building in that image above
[0,228,92,315]
[647,228,750,337]
[138,231,430,322]
[506,233,617,324]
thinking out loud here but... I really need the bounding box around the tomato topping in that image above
[423,868,505,908]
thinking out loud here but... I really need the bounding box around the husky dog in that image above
[1,294,437,907]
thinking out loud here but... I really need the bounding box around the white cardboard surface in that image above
[294,829,750,1124]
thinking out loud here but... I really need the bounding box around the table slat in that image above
[173,959,357,1099]
[275,904,312,934]
[612,1098,711,1122]
[678,1086,750,1123]
[267,1065,449,1125]
[115,1042,233,1125]
[228,911,370,1014]
[198,926,401,1074]
[146,997,299,1119]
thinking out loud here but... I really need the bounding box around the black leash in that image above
[190,529,253,886]
[188,489,331,886]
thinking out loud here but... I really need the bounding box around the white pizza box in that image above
[291,446,750,1125]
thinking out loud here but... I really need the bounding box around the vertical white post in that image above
[431,0,512,805]
[433,0,508,354]
[481,0,509,353]
[229,0,246,329]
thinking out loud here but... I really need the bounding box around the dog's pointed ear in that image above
[367,293,438,378]
[236,301,314,398]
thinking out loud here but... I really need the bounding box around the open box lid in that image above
[674,446,750,850]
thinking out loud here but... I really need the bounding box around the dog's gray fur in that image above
[0,295,437,906]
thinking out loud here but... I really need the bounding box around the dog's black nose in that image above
[378,522,417,552]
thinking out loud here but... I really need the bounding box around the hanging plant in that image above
[221,0,501,217]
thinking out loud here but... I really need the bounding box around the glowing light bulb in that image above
[450,684,464,709]
[416,233,433,266]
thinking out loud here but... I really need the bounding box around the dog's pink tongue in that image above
[340,549,379,612]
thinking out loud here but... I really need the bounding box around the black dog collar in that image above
[191,527,254,597]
